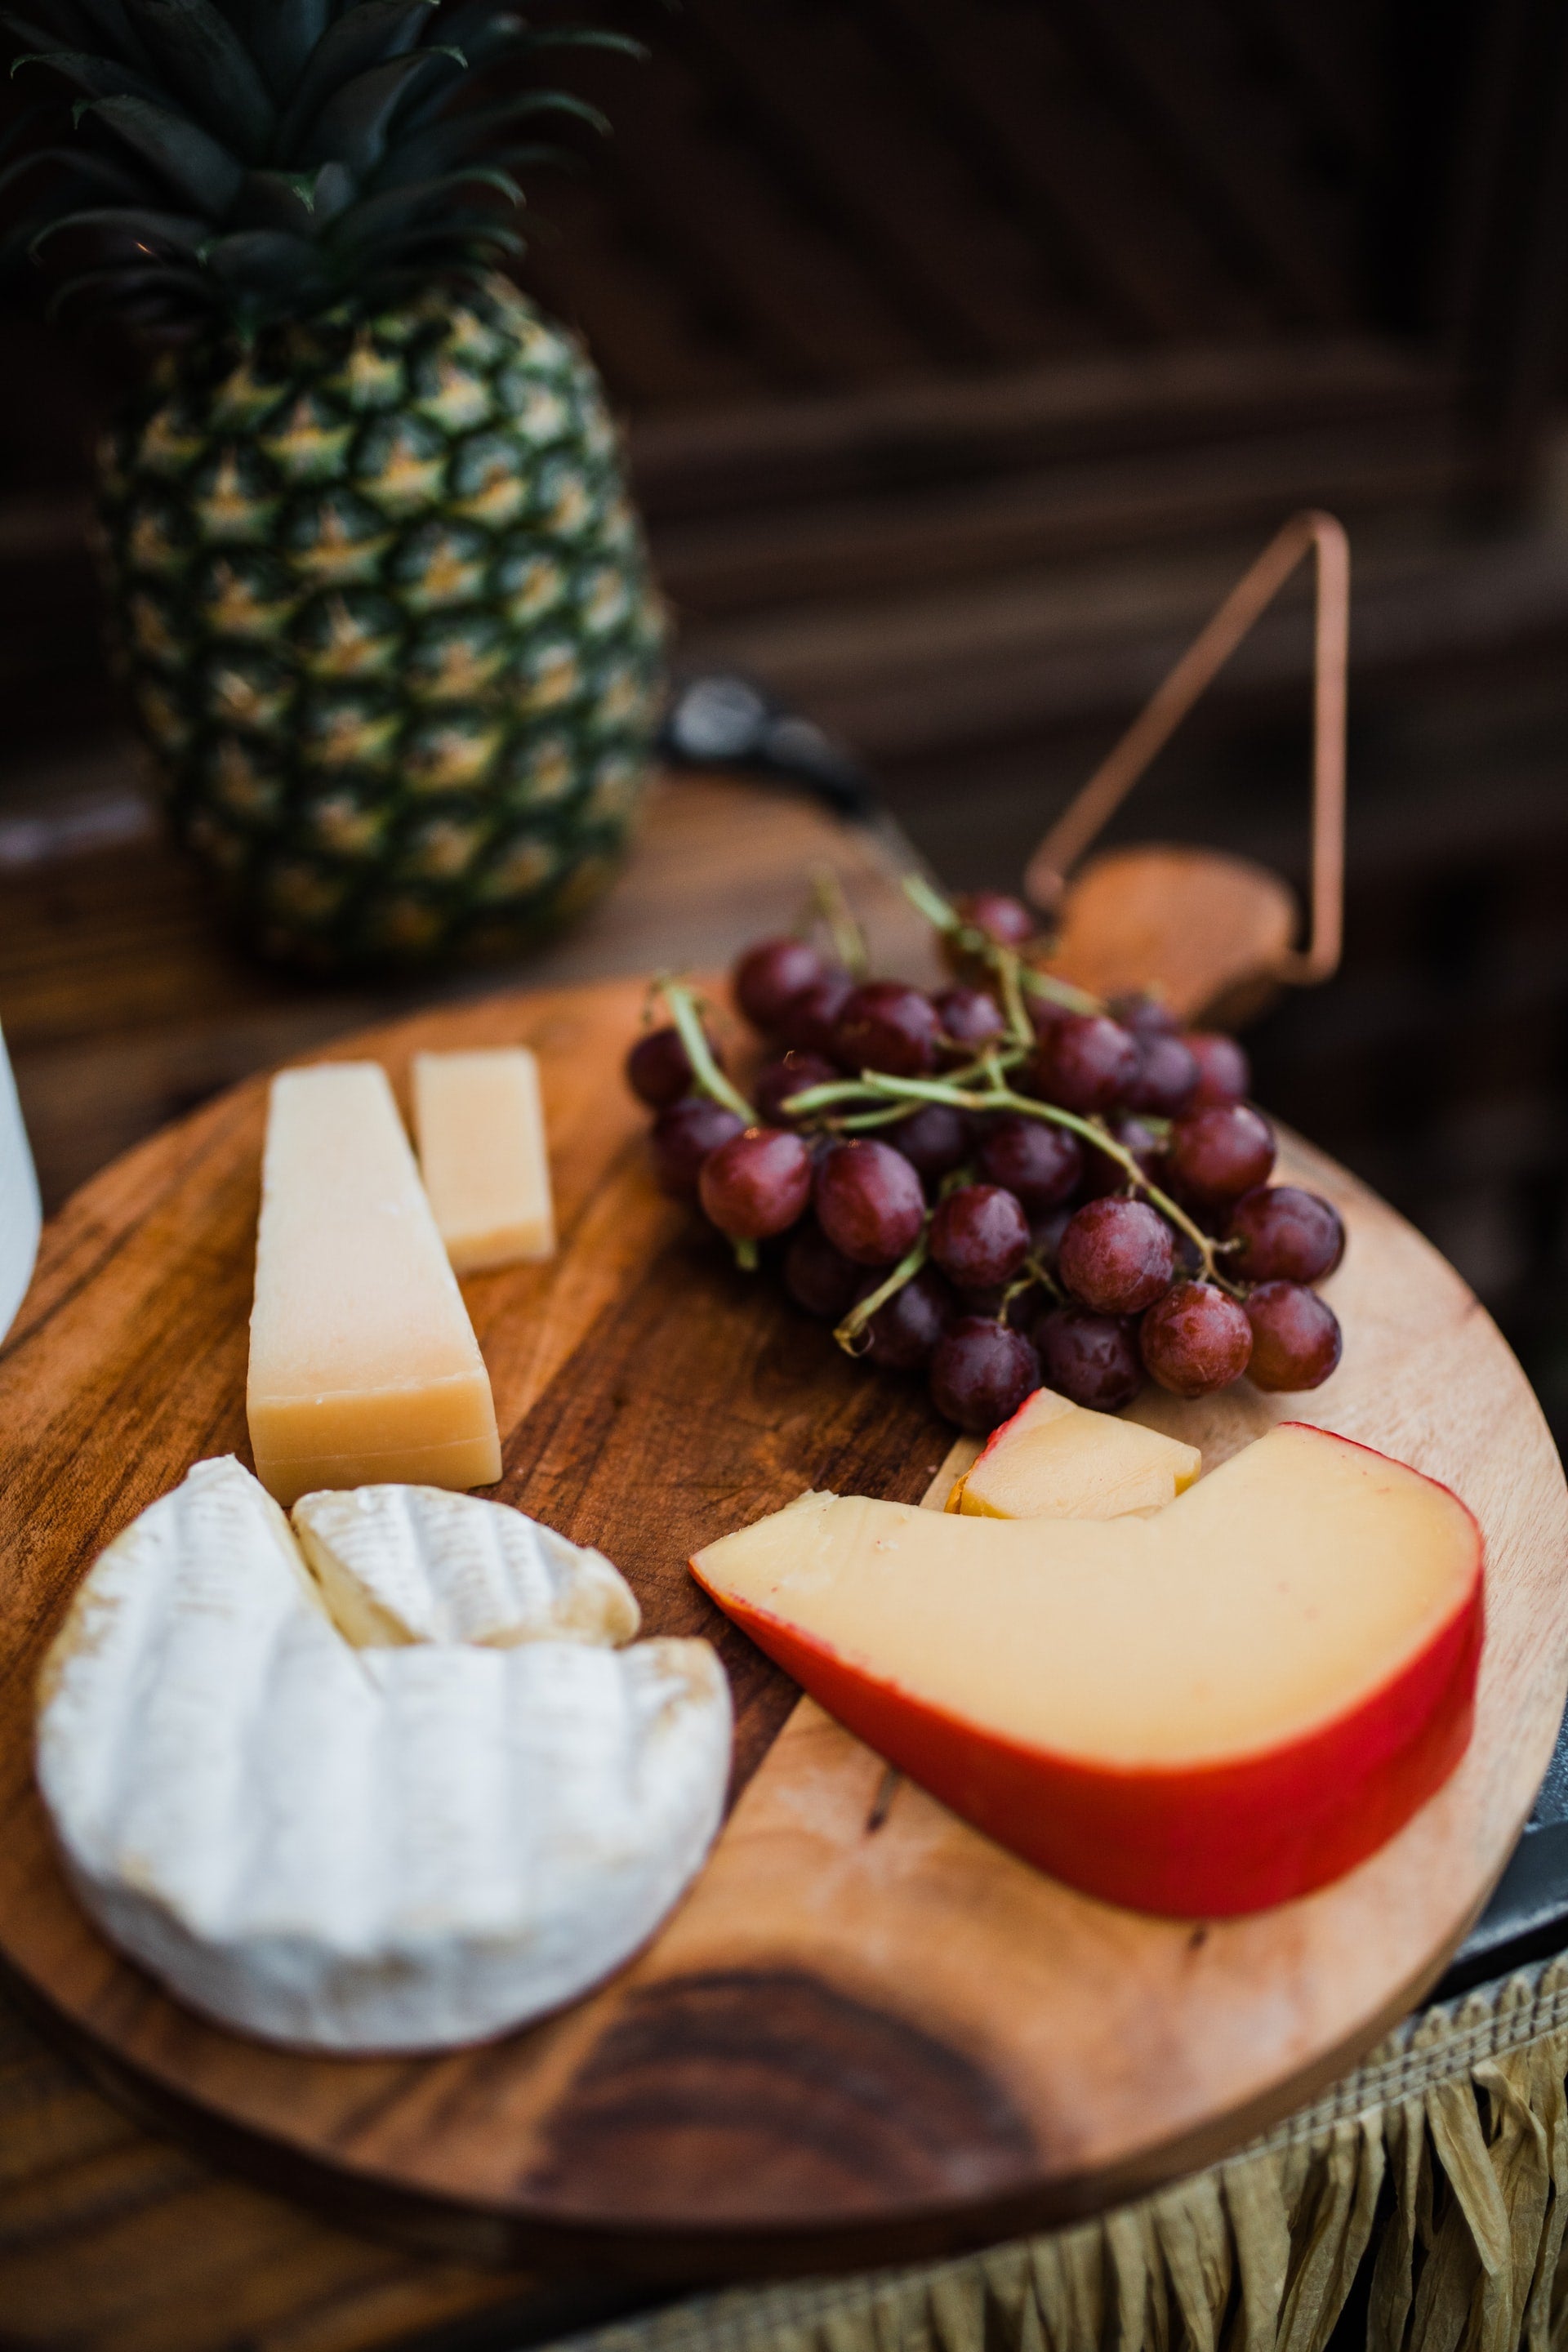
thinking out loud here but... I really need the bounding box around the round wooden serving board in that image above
[0,974,1565,2278]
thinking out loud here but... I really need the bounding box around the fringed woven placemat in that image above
[551,1955,1568,2352]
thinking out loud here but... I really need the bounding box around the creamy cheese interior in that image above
[695,1425,1479,1768]
[954,1386,1200,1518]
[247,1062,501,1504]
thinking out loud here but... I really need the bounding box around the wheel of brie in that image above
[35,1457,732,2052]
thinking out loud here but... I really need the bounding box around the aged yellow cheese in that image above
[947,1386,1201,1519]
[412,1047,555,1274]
[247,1062,501,1505]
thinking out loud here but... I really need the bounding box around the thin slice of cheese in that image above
[412,1047,555,1274]
[292,1484,639,1650]
[947,1386,1201,1519]
[247,1063,501,1505]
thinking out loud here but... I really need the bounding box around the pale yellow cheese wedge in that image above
[247,1063,501,1506]
[412,1046,555,1274]
[947,1385,1200,1519]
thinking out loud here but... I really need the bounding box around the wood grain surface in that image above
[0,969,1565,2279]
[1044,844,1298,1022]
[0,771,951,2352]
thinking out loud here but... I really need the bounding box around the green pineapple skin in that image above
[96,274,667,973]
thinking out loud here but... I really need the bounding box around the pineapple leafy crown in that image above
[2,0,638,331]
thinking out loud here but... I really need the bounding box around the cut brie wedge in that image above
[292,1482,639,1650]
[38,1458,730,2051]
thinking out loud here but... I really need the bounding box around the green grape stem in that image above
[655,976,758,1125]
[1009,1250,1062,1311]
[898,871,1099,1018]
[832,1228,929,1356]
[1020,964,1102,1017]
[808,865,871,981]
[831,1101,938,1134]
[797,1066,1241,1294]
[993,943,1035,1047]
[900,870,964,937]
[782,1042,1027,1130]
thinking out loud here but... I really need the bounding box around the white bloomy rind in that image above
[36,1458,730,2052]
[291,1482,640,1650]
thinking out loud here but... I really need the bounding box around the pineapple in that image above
[5,2,666,971]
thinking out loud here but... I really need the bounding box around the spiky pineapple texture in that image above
[98,272,665,967]
[4,4,668,971]
[3,0,629,328]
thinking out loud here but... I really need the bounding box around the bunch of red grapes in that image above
[626,885,1345,1436]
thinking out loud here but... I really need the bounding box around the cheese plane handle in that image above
[1025,510,1348,991]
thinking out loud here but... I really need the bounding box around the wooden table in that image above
[0,765,933,2352]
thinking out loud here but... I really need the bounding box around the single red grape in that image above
[978,1114,1082,1210]
[1245,1282,1343,1391]
[1165,1103,1275,1205]
[1182,1031,1250,1107]
[755,1049,838,1125]
[1058,1198,1175,1314]
[626,1024,706,1110]
[1034,1012,1139,1112]
[939,891,1036,980]
[832,981,941,1077]
[960,889,1035,946]
[1227,1185,1346,1285]
[1036,1306,1143,1410]
[699,1127,813,1241]
[890,1101,969,1183]
[933,982,1006,1063]
[783,1221,861,1321]
[733,937,823,1031]
[777,970,854,1058]
[929,1316,1040,1432]
[1109,991,1179,1040]
[813,1138,926,1264]
[1080,1111,1160,1200]
[854,1264,956,1371]
[1127,1033,1199,1116]
[1140,1281,1252,1396]
[649,1098,744,1200]
[929,1183,1031,1290]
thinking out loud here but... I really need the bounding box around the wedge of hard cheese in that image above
[247,1063,501,1504]
[693,1425,1482,1916]
[947,1385,1200,1517]
[413,1046,555,1274]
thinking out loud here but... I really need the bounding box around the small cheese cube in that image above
[412,1046,555,1274]
[247,1063,501,1506]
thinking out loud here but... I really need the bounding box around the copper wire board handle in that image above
[1025,510,1348,987]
